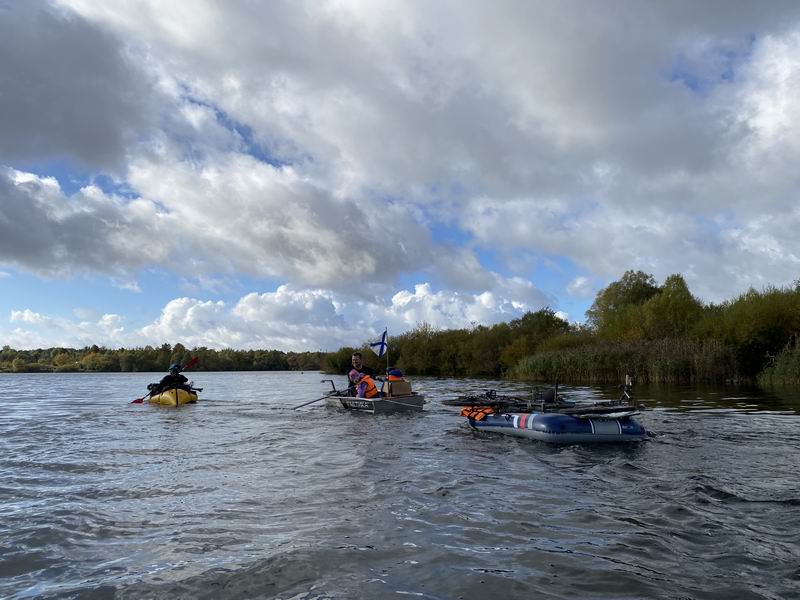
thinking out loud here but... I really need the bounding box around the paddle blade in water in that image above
[131,398,144,404]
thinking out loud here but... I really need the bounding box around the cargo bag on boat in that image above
[382,380,412,396]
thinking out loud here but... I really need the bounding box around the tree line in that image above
[0,343,324,374]
[4,271,800,384]
[325,271,800,385]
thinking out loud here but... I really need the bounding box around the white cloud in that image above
[3,0,800,334]
[136,279,549,351]
[125,152,443,291]
[0,168,172,277]
[3,278,550,350]
[566,276,593,298]
[111,278,141,293]
[5,309,129,349]
[10,309,47,325]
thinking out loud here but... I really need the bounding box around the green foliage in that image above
[0,345,324,373]
[758,337,800,386]
[510,338,737,384]
[318,310,570,378]
[587,270,659,338]
[464,323,511,376]
[170,343,187,367]
[431,329,471,376]
[537,328,596,353]
[693,286,800,378]
[499,309,571,369]
[53,352,79,372]
[323,347,357,373]
[639,274,704,340]
[514,272,800,384]
[80,351,119,372]
[394,322,438,375]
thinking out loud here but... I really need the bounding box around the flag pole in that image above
[385,327,389,376]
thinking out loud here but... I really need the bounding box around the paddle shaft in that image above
[293,391,338,410]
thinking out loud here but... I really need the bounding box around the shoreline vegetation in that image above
[3,271,800,386]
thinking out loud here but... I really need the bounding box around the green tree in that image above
[640,274,704,339]
[500,308,571,369]
[465,322,511,376]
[587,270,660,338]
[170,343,187,366]
[53,352,79,372]
[397,323,437,375]
[704,286,800,377]
[80,351,119,372]
[436,329,471,376]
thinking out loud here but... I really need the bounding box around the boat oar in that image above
[181,356,199,372]
[132,390,153,404]
[293,390,339,410]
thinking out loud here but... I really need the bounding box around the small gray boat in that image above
[325,393,426,414]
[318,378,425,414]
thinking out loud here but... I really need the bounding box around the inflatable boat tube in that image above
[470,411,647,443]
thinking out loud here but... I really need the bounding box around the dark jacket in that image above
[156,372,189,392]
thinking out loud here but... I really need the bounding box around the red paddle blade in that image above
[131,398,144,404]
[181,356,199,371]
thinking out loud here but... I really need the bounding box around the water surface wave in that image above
[1,372,799,599]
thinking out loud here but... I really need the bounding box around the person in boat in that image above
[387,368,404,381]
[153,363,190,394]
[347,352,375,396]
[349,369,381,399]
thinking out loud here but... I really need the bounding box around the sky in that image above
[2,0,800,352]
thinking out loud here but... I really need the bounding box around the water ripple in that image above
[1,373,800,599]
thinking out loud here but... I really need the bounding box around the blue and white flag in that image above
[370,328,388,357]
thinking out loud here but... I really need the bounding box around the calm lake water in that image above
[1,372,799,599]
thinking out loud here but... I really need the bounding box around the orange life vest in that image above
[360,375,379,398]
[460,406,496,421]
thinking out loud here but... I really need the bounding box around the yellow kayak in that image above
[148,388,198,406]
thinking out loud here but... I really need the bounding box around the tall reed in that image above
[509,338,737,384]
[757,337,800,386]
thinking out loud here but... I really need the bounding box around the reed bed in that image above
[509,338,738,384]
[757,337,800,386]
